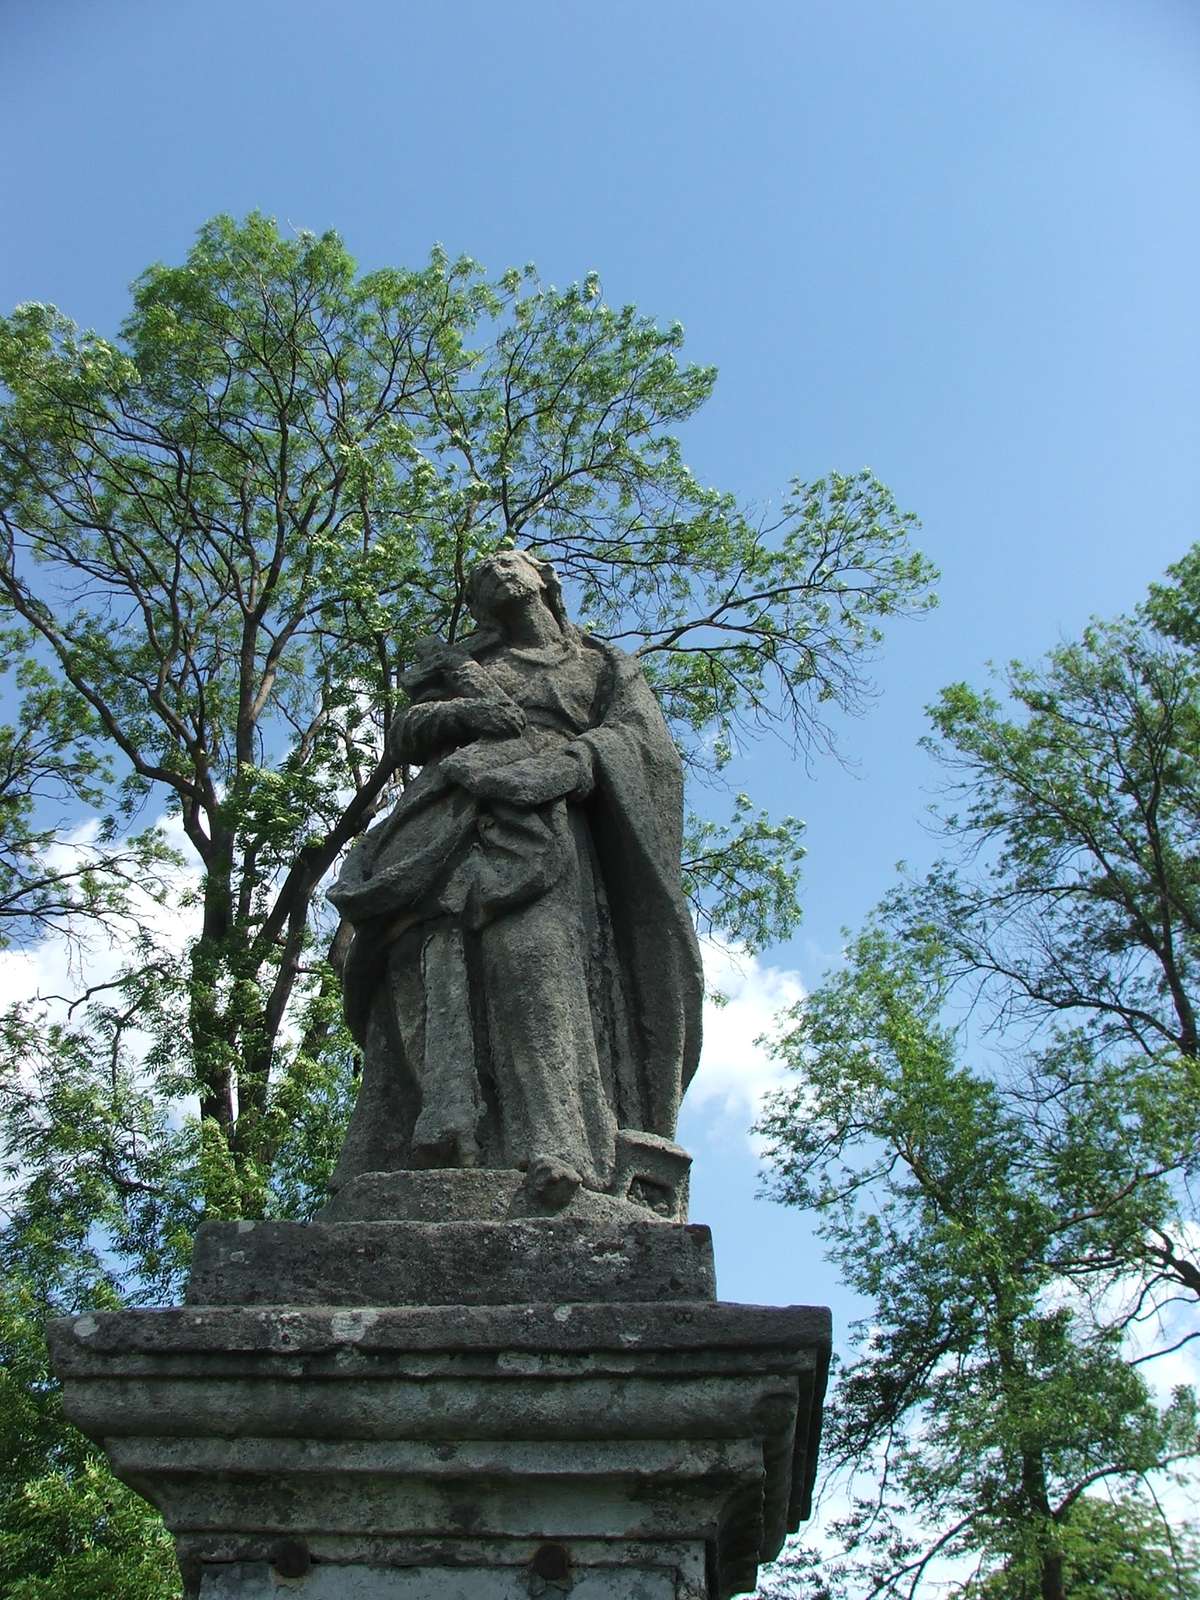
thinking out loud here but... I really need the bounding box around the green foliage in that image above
[0,214,933,1207]
[757,551,1200,1599]
[0,1008,198,1305]
[962,1496,1200,1599]
[683,794,806,951]
[756,927,1199,1600]
[892,567,1200,1306]
[0,625,175,953]
[914,613,1200,1061]
[0,1281,181,1599]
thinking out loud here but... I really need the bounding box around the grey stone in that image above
[50,1299,829,1600]
[184,1218,716,1307]
[327,550,703,1215]
[317,1149,691,1227]
[189,1540,706,1598]
[49,1300,831,1365]
[42,550,833,1598]
[199,1561,678,1598]
[320,1168,526,1223]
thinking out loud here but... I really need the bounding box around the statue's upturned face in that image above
[470,549,546,619]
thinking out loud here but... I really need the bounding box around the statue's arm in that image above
[393,698,527,763]
[440,739,596,806]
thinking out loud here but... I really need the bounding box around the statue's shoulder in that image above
[578,630,636,672]
[576,632,672,740]
[577,630,637,700]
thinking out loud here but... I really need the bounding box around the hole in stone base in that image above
[531,1542,571,1581]
[272,1539,311,1578]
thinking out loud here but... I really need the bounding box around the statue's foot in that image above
[524,1153,582,1210]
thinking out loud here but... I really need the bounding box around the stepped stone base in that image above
[199,1561,692,1598]
[48,1175,830,1599]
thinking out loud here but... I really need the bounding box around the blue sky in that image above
[3,0,1199,1315]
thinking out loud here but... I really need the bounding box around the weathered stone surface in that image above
[320,1169,527,1223]
[41,547,832,1597]
[318,1155,690,1227]
[326,550,703,1210]
[187,1538,707,1594]
[184,1218,716,1307]
[50,1299,829,1600]
[51,1299,830,1364]
[200,1560,680,1598]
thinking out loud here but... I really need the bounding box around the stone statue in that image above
[55,566,826,1600]
[327,547,703,1210]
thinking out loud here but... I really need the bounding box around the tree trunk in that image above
[191,831,237,1134]
[1039,1548,1067,1600]
[1020,1450,1066,1600]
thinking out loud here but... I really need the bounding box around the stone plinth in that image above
[48,1181,830,1599]
[186,1217,716,1307]
[51,1300,827,1600]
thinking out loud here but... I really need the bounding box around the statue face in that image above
[470,549,546,619]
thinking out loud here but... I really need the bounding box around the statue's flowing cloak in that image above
[329,631,703,1168]
[569,639,703,1134]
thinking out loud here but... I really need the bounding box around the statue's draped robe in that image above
[328,630,703,1192]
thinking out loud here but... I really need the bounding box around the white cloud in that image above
[688,937,805,1129]
[0,812,201,1085]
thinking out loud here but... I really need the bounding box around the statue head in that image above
[465,548,570,634]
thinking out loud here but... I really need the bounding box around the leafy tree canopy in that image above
[758,924,1199,1600]
[0,212,934,1214]
[757,553,1200,1599]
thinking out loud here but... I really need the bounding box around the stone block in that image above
[199,1560,679,1597]
[318,1151,691,1227]
[50,1299,830,1600]
[185,1217,716,1307]
[320,1170,528,1223]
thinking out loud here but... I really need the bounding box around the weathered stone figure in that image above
[327,547,704,1201]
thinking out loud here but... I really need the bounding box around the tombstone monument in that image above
[49,549,830,1599]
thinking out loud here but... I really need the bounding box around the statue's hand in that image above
[443,744,594,806]
[394,698,525,762]
[394,702,452,763]
[457,700,527,740]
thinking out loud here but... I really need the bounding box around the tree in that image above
[0,1279,180,1600]
[964,1497,1200,1599]
[0,629,174,957]
[756,557,1200,1598]
[0,213,933,1224]
[756,926,1199,1600]
[895,573,1200,1305]
[0,214,934,1594]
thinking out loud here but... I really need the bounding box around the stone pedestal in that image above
[48,1174,829,1600]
